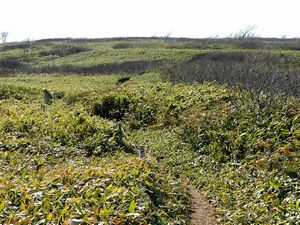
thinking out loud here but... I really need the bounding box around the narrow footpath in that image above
[144,150,218,224]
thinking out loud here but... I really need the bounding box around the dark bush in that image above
[39,44,89,57]
[0,58,22,69]
[92,95,130,121]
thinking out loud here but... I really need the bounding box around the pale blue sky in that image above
[1,0,299,42]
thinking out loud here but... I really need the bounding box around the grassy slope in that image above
[0,39,199,67]
[0,74,191,224]
[0,38,300,224]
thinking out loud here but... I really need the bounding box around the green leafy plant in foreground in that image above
[0,153,189,224]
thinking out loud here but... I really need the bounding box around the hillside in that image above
[0,38,299,224]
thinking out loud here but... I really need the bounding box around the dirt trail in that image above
[188,184,218,225]
[144,151,217,224]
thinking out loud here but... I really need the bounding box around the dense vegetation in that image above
[0,37,299,224]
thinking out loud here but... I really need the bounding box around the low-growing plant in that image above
[112,42,134,49]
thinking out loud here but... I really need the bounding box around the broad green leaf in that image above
[20,202,26,210]
[145,180,151,187]
[85,188,93,198]
[129,200,136,213]
[47,213,54,221]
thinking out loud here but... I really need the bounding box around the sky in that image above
[0,0,299,42]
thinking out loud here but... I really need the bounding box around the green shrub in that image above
[92,95,130,121]
[0,85,38,100]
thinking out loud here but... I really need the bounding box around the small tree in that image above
[164,31,172,43]
[1,32,9,43]
[234,25,257,39]
[233,26,260,49]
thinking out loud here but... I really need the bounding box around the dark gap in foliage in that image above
[116,77,131,84]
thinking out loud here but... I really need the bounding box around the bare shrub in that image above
[164,51,300,113]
